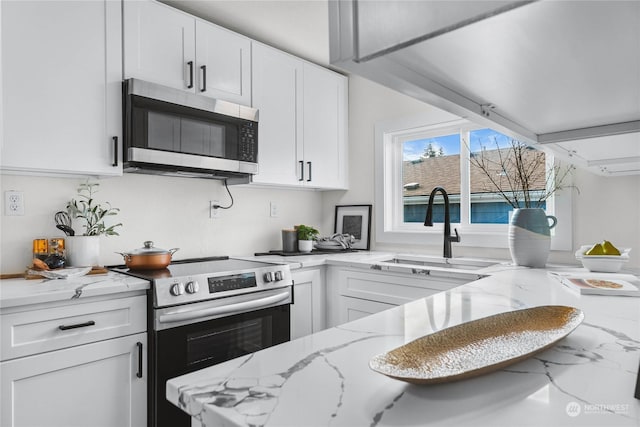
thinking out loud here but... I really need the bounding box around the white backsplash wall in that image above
[0,174,324,273]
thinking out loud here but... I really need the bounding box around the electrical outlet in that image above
[270,202,278,218]
[5,191,24,216]
[210,200,220,219]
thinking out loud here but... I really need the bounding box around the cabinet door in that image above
[290,268,326,339]
[302,64,348,189]
[123,0,196,91]
[291,281,313,339]
[251,43,303,186]
[340,296,395,324]
[196,20,251,105]
[1,0,122,176]
[1,333,147,427]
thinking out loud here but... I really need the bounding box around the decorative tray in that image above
[369,305,584,384]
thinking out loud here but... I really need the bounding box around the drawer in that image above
[1,295,146,361]
[336,268,469,306]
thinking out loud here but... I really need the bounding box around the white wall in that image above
[0,174,323,272]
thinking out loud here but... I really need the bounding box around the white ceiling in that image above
[386,0,640,135]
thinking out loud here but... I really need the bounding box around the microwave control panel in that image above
[239,122,258,162]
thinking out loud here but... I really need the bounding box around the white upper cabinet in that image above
[251,43,303,186]
[302,63,348,189]
[123,0,251,106]
[251,43,348,189]
[123,0,195,91]
[1,0,122,176]
[195,21,251,105]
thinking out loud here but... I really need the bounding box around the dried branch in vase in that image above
[468,139,576,209]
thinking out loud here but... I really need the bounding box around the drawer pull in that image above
[58,320,95,331]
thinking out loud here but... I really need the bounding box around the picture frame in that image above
[334,205,372,250]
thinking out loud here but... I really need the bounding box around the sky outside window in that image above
[402,133,460,160]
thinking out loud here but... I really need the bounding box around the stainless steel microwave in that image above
[123,78,258,181]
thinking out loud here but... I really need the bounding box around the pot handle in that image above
[115,252,132,262]
[168,248,180,256]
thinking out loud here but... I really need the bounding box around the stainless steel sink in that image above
[380,257,497,271]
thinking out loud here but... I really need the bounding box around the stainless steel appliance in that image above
[123,78,259,182]
[114,257,292,427]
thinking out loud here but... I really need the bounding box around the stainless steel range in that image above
[114,257,293,427]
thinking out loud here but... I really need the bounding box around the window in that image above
[374,115,572,250]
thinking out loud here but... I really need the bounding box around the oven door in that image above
[151,288,291,427]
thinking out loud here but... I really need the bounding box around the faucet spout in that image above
[424,187,460,258]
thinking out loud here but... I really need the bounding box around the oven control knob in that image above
[274,271,283,281]
[185,281,199,294]
[264,272,274,282]
[170,283,185,296]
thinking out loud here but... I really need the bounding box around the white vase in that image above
[508,208,557,268]
[298,240,313,253]
[66,236,100,267]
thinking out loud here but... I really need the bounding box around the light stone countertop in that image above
[167,264,640,427]
[0,271,149,309]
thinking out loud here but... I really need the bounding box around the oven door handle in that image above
[158,291,290,324]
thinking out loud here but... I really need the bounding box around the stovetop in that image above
[112,257,279,281]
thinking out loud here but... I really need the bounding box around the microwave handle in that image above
[186,61,194,89]
[200,65,207,93]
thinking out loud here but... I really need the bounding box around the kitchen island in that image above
[167,266,640,426]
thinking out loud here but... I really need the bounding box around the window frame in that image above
[374,113,573,250]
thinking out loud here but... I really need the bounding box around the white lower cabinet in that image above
[290,267,326,340]
[339,296,396,324]
[1,333,147,427]
[326,266,475,327]
[0,294,147,427]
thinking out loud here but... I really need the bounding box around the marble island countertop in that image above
[167,266,640,427]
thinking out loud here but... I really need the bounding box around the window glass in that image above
[402,133,460,223]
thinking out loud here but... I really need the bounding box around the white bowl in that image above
[575,245,631,273]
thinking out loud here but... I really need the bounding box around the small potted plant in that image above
[65,181,122,266]
[296,225,319,253]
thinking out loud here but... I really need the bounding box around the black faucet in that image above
[424,187,460,258]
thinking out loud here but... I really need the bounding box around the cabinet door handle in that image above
[186,61,194,89]
[136,342,143,378]
[298,160,304,181]
[200,65,207,92]
[307,161,312,182]
[112,136,118,167]
[58,320,95,331]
